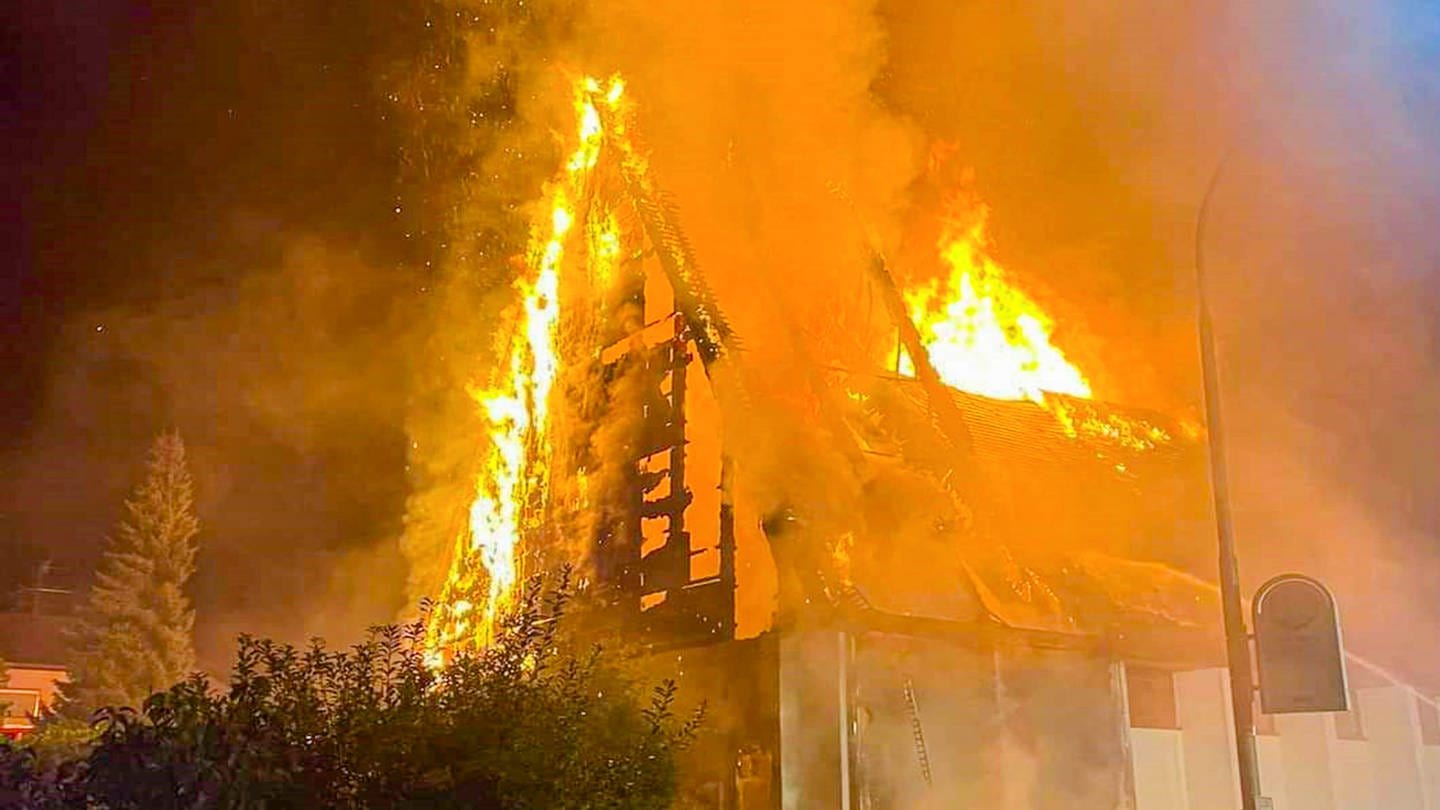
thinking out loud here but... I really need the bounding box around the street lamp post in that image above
[1194,155,1264,810]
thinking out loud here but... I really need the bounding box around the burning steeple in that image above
[424,76,627,661]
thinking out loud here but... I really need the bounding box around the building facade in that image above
[1126,661,1440,810]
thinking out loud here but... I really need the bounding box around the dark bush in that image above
[1,573,701,809]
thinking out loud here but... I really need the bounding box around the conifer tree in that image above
[59,430,200,716]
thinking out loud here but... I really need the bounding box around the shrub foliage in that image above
[3,573,700,808]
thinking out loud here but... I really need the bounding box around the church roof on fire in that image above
[846,372,1193,481]
[832,370,1226,667]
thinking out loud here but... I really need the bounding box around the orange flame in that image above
[425,75,628,665]
[899,196,1170,453]
[901,203,1090,403]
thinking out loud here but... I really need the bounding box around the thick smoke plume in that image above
[7,235,414,671]
[5,0,1428,693]
[401,0,1440,691]
[8,1,1435,802]
[556,0,937,632]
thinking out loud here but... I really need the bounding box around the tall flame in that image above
[900,200,1171,453]
[425,75,627,664]
[902,204,1090,404]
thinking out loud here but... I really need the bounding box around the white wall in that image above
[1275,712,1338,810]
[1256,734,1290,810]
[1173,668,1241,810]
[1331,738,1376,810]
[1358,686,1428,810]
[1131,728,1188,810]
[1423,746,1440,810]
[1127,669,1438,810]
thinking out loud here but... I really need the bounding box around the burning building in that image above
[405,73,1253,808]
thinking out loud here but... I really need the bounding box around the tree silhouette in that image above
[59,430,200,716]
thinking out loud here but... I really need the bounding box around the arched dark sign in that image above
[1252,574,1349,714]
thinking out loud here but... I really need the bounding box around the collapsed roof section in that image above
[829,365,1222,665]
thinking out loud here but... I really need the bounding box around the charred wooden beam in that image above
[865,252,975,458]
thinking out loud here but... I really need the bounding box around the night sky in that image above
[6,0,422,660]
[6,1,1440,685]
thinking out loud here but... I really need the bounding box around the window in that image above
[0,689,41,725]
[1333,689,1365,741]
[1126,666,1178,730]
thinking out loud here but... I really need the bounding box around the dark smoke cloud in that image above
[5,233,414,671]
[4,0,420,672]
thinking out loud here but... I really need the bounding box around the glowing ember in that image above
[1050,399,1172,452]
[425,75,627,664]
